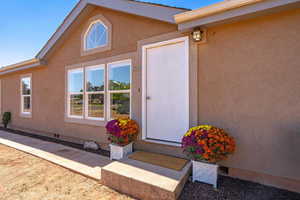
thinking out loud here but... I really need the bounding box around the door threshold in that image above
[143,138,182,147]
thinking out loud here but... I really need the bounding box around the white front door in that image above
[142,37,189,144]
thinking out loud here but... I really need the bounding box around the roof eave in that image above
[175,0,300,30]
[174,0,265,24]
[36,0,186,59]
[0,59,45,76]
[128,0,191,11]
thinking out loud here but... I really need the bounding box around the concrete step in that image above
[102,157,191,200]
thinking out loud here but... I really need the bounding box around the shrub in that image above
[2,112,11,129]
[182,125,235,163]
[105,118,139,146]
[116,102,130,114]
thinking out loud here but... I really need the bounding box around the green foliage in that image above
[111,93,130,115]
[116,101,130,114]
[109,80,130,90]
[2,112,11,128]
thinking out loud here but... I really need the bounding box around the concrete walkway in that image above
[0,130,192,200]
[0,130,112,180]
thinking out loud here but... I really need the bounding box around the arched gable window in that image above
[85,21,108,50]
[81,14,112,56]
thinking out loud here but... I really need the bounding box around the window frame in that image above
[84,20,108,51]
[20,74,32,117]
[107,59,132,120]
[84,64,106,121]
[67,68,84,119]
[81,14,112,57]
[65,59,132,125]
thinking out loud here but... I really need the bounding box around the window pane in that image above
[110,93,130,119]
[109,64,130,90]
[86,22,107,50]
[68,69,83,93]
[88,94,104,118]
[86,67,104,92]
[23,96,31,112]
[70,94,83,116]
[22,77,31,95]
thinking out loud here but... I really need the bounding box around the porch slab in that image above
[0,130,112,180]
[102,156,192,200]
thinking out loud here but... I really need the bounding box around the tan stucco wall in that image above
[198,8,300,181]
[0,6,177,145]
[1,4,300,186]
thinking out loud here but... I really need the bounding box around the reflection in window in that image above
[66,60,131,121]
[70,94,83,116]
[109,64,130,90]
[68,69,83,117]
[86,65,105,119]
[108,61,131,119]
[110,93,130,119]
[85,21,108,50]
[68,69,83,93]
[86,67,104,92]
[23,95,31,113]
[22,77,31,95]
[21,76,32,114]
[88,94,104,118]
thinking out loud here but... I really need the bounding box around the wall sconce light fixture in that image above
[192,29,203,42]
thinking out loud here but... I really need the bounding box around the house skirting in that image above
[229,167,300,193]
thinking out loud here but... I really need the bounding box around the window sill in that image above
[64,117,106,127]
[81,45,111,57]
[20,113,32,118]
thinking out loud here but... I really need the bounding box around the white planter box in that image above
[192,160,218,188]
[109,143,133,160]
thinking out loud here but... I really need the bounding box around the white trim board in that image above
[178,0,300,30]
[142,36,189,146]
[0,61,44,76]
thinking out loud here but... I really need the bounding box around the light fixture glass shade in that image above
[192,30,202,42]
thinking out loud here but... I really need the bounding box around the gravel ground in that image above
[180,175,300,200]
[0,145,134,200]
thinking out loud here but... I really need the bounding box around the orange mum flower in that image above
[182,125,236,163]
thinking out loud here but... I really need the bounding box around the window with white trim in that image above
[108,61,131,119]
[84,20,108,50]
[21,76,32,115]
[66,60,131,121]
[68,68,84,118]
[85,65,105,120]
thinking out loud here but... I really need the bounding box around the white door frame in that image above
[142,36,189,146]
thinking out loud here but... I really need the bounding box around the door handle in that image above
[146,96,151,100]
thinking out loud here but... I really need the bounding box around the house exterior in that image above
[0,0,299,192]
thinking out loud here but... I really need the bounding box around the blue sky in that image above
[0,0,222,67]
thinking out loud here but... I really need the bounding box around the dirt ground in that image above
[0,144,134,200]
[1,143,299,200]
